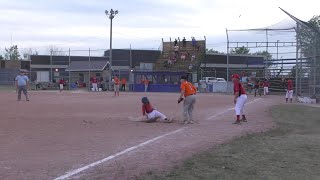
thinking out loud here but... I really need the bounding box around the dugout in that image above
[132,71,190,92]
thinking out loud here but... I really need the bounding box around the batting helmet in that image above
[141,97,149,104]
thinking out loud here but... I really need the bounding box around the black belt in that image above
[187,94,195,96]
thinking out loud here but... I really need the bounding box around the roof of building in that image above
[65,60,108,71]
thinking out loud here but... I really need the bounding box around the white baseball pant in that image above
[92,83,98,91]
[59,84,64,90]
[147,110,167,121]
[235,94,247,116]
[264,87,269,95]
[286,90,293,99]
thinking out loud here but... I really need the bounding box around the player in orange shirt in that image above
[121,77,127,91]
[178,76,197,124]
[113,76,120,96]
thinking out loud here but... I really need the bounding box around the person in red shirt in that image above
[231,74,248,124]
[113,76,120,96]
[286,78,293,103]
[59,78,65,93]
[179,76,197,124]
[263,79,270,96]
[121,77,127,92]
[91,76,98,92]
[141,97,172,123]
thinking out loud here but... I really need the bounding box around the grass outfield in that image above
[141,105,320,180]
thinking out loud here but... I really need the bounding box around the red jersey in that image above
[142,103,154,115]
[114,77,120,85]
[234,81,246,95]
[263,81,269,87]
[287,80,293,90]
[59,79,65,85]
[92,77,98,83]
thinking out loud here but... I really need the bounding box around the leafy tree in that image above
[206,48,223,53]
[289,65,308,77]
[4,45,20,60]
[22,48,39,59]
[47,45,65,56]
[230,46,250,54]
[252,51,272,60]
[0,55,3,60]
[297,15,320,59]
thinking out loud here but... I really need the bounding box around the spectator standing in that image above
[182,37,186,47]
[121,77,127,91]
[15,70,30,101]
[191,37,196,48]
[144,78,150,92]
[174,39,178,46]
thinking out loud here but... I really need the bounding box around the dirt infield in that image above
[0,91,281,180]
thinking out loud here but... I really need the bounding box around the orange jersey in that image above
[121,78,127,85]
[180,81,196,97]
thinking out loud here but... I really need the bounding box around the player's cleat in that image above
[164,118,173,123]
[26,99,30,101]
[189,120,194,124]
[232,120,241,125]
[241,118,247,122]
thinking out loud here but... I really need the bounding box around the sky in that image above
[0,0,319,56]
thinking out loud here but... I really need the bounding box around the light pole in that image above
[105,9,118,90]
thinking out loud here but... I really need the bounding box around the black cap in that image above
[180,76,188,80]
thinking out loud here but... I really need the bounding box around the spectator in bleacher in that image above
[174,45,179,56]
[174,39,178,46]
[182,37,186,47]
[181,53,186,61]
[191,54,196,62]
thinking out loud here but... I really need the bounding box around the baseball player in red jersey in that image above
[141,97,172,123]
[91,76,99,92]
[286,78,293,103]
[263,79,269,96]
[231,74,247,124]
[113,76,120,96]
[59,78,65,93]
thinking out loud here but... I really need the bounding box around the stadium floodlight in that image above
[105,8,119,90]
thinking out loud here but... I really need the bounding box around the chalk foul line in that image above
[54,128,185,180]
[206,98,261,120]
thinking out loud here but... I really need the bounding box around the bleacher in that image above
[155,40,206,72]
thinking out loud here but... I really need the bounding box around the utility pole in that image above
[105,9,119,90]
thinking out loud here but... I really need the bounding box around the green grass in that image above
[140,105,320,180]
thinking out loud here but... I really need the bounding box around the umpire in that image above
[15,69,30,101]
[178,76,197,124]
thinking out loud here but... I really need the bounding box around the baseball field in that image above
[1,90,318,179]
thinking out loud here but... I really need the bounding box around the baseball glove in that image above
[178,97,184,104]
